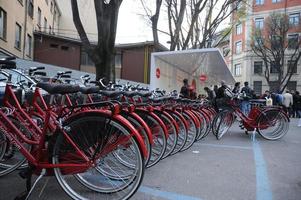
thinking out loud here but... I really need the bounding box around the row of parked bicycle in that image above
[0,57,219,200]
[0,57,289,200]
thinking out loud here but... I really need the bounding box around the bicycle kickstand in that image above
[15,168,46,200]
[251,128,256,142]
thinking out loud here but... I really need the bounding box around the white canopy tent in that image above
[150,48,235,94]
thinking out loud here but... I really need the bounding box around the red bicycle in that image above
[212,91,289,140]
[0,77,146,200]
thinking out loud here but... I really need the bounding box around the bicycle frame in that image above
[0,84,147,175]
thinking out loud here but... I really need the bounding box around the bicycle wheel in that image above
[167,111,187,155]
[257,110,289,140]
[0,118,31,177]
[214,110,234,140]
[0,129,7,164]
[181,111,197,151]
[122,114,151,166]
[52,115,144,200]
[193,110,208,140]
[155,111,177,159]
[199,109,213,139]
[135,110,167,168]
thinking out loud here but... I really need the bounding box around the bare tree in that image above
[71,0,123,81]
[251,13,301,92]
[140,0,243,50]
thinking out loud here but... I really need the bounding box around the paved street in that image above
[0,119,300,200]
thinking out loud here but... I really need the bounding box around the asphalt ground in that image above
[0,119,300,200]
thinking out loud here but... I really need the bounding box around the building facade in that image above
[33,32,167,83]
[229,0,301,94]
[0,0,61,59]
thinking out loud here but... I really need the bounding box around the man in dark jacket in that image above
[180,79,190,98]
[204,87,216,101]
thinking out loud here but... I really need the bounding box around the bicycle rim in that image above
[53,116,144,200]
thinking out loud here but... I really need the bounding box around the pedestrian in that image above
[215,81,229,111]
[240,81,252,116]
[293,91,301,127]
[213,85,218,96]
[204,87,216,102]
[282,90,293,116]
[260,90,270,99]
[216,81,228,99]
[180,79,190,98]
[232,82,240,94]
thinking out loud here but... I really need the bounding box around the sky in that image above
[116,0,157,44]
[116,0,229,45]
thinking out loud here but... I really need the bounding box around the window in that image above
[37,7,41,27]
[44,17,47,32]
[0,8,7,40]
[288,34,299,49]
[272,0,281,3]
[15,23,22,49]
[287,60,297,74]
[28,0,34,18]
[270,61,278,73]
[223,47,230,57]
[81,51,94,65]
[236,23,242,35]
[254,37,264,47]
[234,64,241,76]
[271,35,281,50]
[235,41,242,54]
[253,81,262,96]
[255,18,264,30]
[255,0,264,5]
[26,34,32,57]
[61,46,69,51]
[254,61,263,74]
[50,43,58,48]
[286,81,297,92]
[289,13,300,27]
[50,1,53,13]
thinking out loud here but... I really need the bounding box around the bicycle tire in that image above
[166,110,187,155]
[0,117,31,177]
[257,110,289,140]
[154,111,178,159]
[181,111,197,151]
[135,110,167,168]
[121,113,151,166]
[53,115,144,200]
[214,110,234,140]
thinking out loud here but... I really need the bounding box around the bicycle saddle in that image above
[0,59,16,69]
[79,86,100,94]
[37,82,80,94]
[121,91,139,97]
[99,90,123,98]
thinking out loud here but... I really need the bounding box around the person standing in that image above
[204,87,216,102]
[293,91,301,127]
[240,81,252,116]
[282,90,294,116]
[180,79,190,98]
[232,82,240,94]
